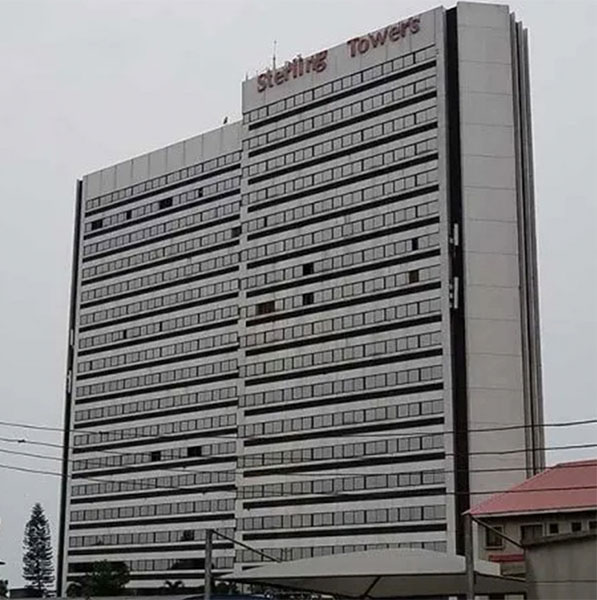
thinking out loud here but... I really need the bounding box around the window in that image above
[90,219,103,231]
[571,521,582,532]
[232,226,241,237]
[257,301,275,315]
[408,270,419,284]
[187,447,202,458]
[548,523,559,535]
[303,263,314,276]
[159,197,173,210]
[589,520,596,530]
[150,451,161,461]
[303,292,314,306]
[125,210,132,220]
[520,524,542,542]
[180,530,195,541]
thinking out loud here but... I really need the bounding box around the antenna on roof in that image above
[272,40,277,70]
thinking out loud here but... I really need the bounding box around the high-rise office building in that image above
[59,2,544,594]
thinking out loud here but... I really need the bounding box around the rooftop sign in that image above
[256,16,420,93]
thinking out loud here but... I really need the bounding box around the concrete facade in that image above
[525,531,597,600]
[58,2,543,594]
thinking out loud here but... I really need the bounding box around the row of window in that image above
[243,297,441,349]
[72,440,237,472]
[246,133,438,206]
[244,44,435,124]
[69,556,233,573]
[78,304,238,351]
[85,150,241,213]
[242,504,446,531]
[241,364,443,408]
[240,398,443,439]
[86,176,240,235]
[244,264,441,319]
[83,223,238,283]
[245,168,438,235]
[78,331,238,375]
[245,103,437,179]
[247,87,435,158]
[239,433,444,469]
[244,194,438,263]
[241,469,445,500]
[81,253,238,306]
[74,386,237,424]
[80,278,238,327]
[237,540,447,564]
[73,412,236,447]
[71,497,235,523]
[83,199,240,258]
[245,228,439,293]
[71,469,235,497]
[69,527,235,548]
[75,358,238,399]
[242,331,442,379]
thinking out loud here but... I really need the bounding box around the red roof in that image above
[468,459,597,516]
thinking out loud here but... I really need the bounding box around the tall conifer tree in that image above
[22,503,54,595]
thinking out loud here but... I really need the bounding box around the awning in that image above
[223,548,526,598]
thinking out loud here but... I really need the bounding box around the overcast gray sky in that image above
[0,0,595,588]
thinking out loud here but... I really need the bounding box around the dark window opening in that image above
[90,219,103,231]
[520,524,542,542]
[571,521,582,532]
[232,226,242,237]
[125,210,132,220]
[302,263,314,276]
[589,520,596,530]
[158,197,173,210]
[302,292,314,306]
[412,238,419,251]
[150,451,161,462]
[187,446,202,458]
[408,270,419,284]
[485,526,504,549]
[180,530,195,541]
[256,301,276,315]
[548,523,559,535]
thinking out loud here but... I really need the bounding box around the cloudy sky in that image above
[0,0,595,588]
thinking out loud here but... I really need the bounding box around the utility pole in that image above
[204,529,213,600]
[464,513,475,600]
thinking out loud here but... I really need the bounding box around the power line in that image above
[3,431,595,459]
[1,461,595,500]
[0,417,595,441]
[0,418,594,451]
[3,442,597,487]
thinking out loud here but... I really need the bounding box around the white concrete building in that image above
[58,2,544,594]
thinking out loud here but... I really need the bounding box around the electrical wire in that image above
[0,417,594,441]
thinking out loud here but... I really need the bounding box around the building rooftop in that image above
[469,459,597,517]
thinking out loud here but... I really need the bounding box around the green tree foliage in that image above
[77,561,130,596]
[213,581,239,595]
[22,503,54,595]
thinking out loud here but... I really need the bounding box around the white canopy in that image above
[223,548,526,598]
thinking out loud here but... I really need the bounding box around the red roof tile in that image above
[468,459,597,516]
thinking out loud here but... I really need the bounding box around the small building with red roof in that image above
[468,458,597,579]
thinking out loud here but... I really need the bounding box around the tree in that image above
[162,580,185,594]
[214,581,239,595]
[0,580,8,598]
[22,503,54,595]
[80,561,130,596]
